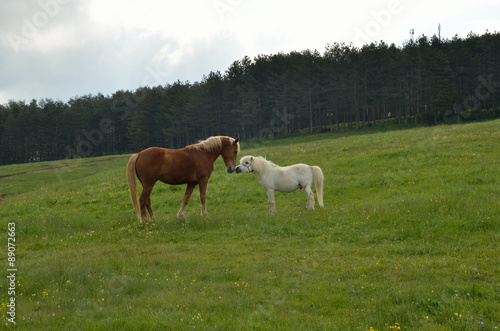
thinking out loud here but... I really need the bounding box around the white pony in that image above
[236,155,324,213]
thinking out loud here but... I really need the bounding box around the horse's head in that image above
[221,137,240,173]
[235,155,254,174]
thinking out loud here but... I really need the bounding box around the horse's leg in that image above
[266,189,276,213]
[304,185,315,210]
[198,178,209,217]
[139,184,154,223]
[177,183,196,219]
[146,196,155,221]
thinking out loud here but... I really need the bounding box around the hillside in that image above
[2,32,499,165]
[1,121,499,330]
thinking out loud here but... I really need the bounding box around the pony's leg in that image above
[266,189,276,213]
[177,183,196,219]
[139,185,154,223]
[304,185,315,210]
[198,178,209,217]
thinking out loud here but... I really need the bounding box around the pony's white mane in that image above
[188,136,238,152]
[253,156,275,166]
[250,156,278,174]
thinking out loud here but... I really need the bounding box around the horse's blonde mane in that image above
[188,136,237,152]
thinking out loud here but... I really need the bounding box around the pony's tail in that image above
[127,154,141,221]
[311,166,324,207]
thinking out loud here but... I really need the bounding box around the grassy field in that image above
[1,121,499,330]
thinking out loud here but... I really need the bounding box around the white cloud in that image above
[87,0,218,40]
[1,0,499,103]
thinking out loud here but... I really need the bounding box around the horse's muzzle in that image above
[235,166,242,174]
[227,166,235,173]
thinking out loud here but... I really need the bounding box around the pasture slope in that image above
[0,120,499,330]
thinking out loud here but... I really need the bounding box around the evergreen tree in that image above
[1,32,499,165]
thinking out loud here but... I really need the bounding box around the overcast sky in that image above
[1,0,499,104]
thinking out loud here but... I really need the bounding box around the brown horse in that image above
[127,136,240,223]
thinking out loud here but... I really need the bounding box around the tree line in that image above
[1,31,499,165]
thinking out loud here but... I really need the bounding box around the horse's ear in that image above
[251,156,253,161]
[234,138,239,144]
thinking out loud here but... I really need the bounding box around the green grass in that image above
[1,121,499,330]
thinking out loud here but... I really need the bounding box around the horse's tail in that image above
[127,154,141,220]
[311,166,324,207]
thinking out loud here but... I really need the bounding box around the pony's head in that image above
[236,155,254,174]
[220,137,240,173]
